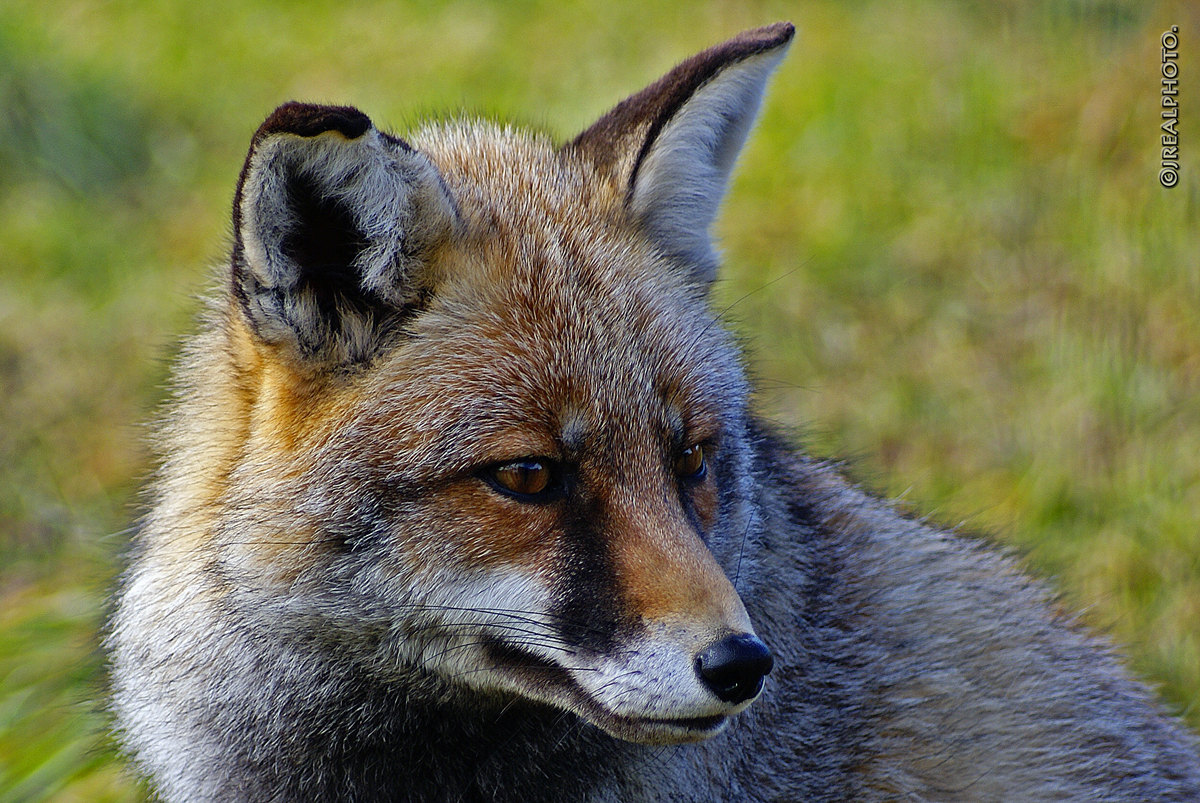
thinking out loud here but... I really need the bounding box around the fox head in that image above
[199,23,793,746]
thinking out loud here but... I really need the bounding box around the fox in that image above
[108,21,1200,803]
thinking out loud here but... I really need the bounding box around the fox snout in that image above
[696,632,774,705]
[421,449,776,744]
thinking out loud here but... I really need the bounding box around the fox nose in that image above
[695,633,774,704]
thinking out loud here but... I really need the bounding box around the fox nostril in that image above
[695,633,774,705]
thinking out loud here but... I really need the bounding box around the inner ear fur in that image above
[569,22,794,284]
[232,102,458,366]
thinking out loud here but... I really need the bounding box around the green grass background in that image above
[0,0,1196,798]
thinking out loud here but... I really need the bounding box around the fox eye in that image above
[487,459,555,499]
[676,444,707,480]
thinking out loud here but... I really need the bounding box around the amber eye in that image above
[488,459,554,498]
[676,443,707,480]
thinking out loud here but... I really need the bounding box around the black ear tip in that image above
[757,21,795,47]
[255,102,373,142]
[722,22,794,55]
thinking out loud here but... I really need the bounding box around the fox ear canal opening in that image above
[231,102,458,366]
[278,171,375,330]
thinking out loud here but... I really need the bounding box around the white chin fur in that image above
[510,628,761,744]
[570,634,753,721]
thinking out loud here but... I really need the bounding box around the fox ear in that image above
[570,23,793,284]
[232,102,457,364]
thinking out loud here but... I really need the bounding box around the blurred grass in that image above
[0,0,1196,799]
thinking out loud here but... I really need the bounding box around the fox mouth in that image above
[651,714,726,732]
[554,687,732,745]
[608,713,729,743]
[481,638,736,745]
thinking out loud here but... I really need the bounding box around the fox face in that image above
[143,23,794,749]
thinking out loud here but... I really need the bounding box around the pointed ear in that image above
[569,23,793,284]
[231,102,458,365]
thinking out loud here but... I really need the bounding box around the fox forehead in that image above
[353,246,743,479]
[313,124,749,475]
[411,120,627,228]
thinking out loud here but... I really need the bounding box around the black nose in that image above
[695,633,774,704]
